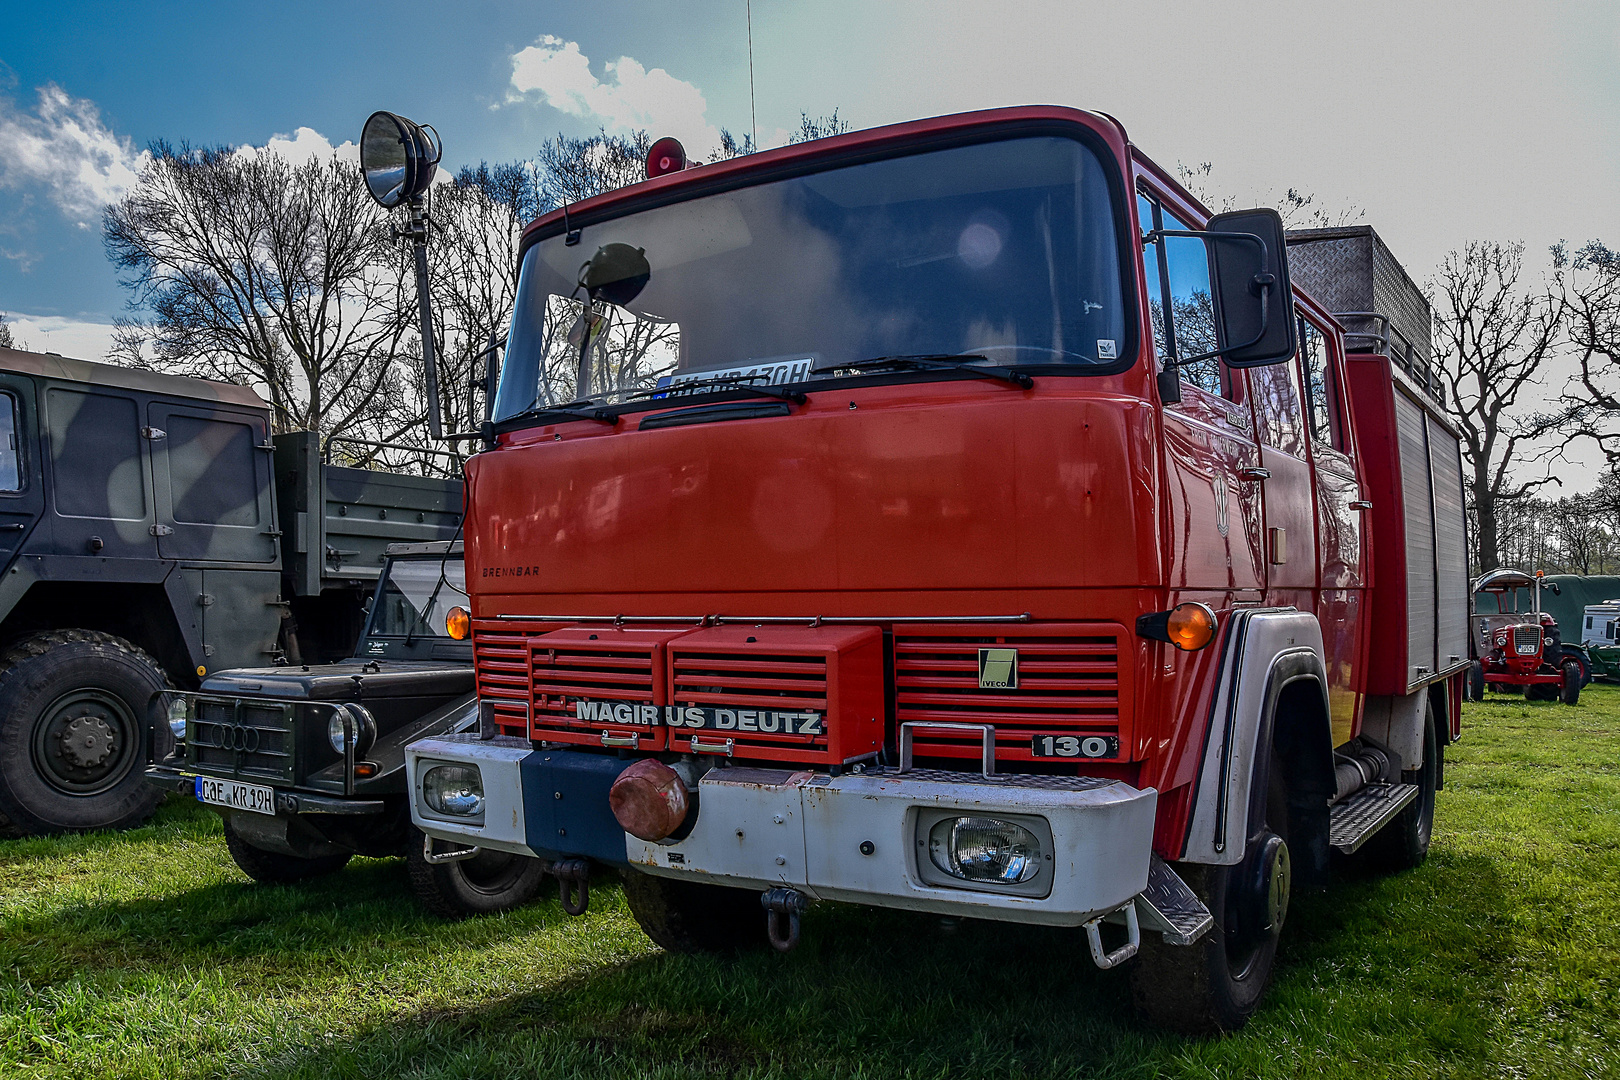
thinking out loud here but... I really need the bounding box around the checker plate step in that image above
[1133,855,1213,945]
[1329,782,1419,854]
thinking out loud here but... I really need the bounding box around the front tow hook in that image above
[554,858,590,916]
[761,887,809,952]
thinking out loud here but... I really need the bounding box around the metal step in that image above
[1133,855,1214,945]
[1329,782,1418,854]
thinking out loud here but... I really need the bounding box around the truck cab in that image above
[399,106,1467,1032]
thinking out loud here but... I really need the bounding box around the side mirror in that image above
[1206,208,1296,367]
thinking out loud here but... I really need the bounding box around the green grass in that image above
[3,688,1619,1079]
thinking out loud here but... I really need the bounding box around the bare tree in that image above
[103,143,416,447]
[1432,241,1569,572]
[0,315,13,350]
[536,130,650,205]
[1175,162,1364,229]
[788,110,851,145]
[1558,241,1620,461]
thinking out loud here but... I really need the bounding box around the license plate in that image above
[195,776,276,815]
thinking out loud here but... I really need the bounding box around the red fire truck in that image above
[398,107,1468,1033]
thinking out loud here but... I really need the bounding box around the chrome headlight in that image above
[422,764,484,817]
[928,816,1043,884]
[327,704,378,756]
[166,696,190,741]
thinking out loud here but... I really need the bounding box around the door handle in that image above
[0,523,25,532]
[1238,467,1270,481]
[1349,500,1373,511]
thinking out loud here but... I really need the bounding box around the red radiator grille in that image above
[665,626,884,765]
[894,624,1130,765]
[529,628,689,752]
[472,619,552,737]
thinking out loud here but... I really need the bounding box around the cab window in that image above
[0,394,19,492]
[1299,315,1347,452]
[1138,190,1229,399]
[367,558,468,638]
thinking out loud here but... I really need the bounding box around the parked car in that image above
[147,541,549,916]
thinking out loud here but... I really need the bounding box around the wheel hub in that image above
[58,715,118,769]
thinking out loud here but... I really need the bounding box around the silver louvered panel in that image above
[1395,392,1437,685]
[1428,414,1469,672]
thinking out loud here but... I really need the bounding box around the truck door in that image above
[0,376,43,564]
[147,403,277,564]
[1139,190,1265,594]
[1300,317,1368,746]
[43,385,157,560]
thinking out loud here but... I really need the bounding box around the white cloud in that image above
[254,126,360,166]
[509,36,721,156]
[0,84,148,225]
[2,314,119,361]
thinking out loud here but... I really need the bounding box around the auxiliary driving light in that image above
[1136,602,1218,651]
[446,605,470,640]
[326,704,378,757]
[927,816,1043,884]
[422,764,484,817]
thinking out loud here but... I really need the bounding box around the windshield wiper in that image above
[816,354,1034,389]
[505,402,618,426]
[622,375,808,405]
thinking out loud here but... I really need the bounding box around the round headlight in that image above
[327,704,378,757]
[165,696,190,741]
[423,764,484,817]
[928,816,1043,884]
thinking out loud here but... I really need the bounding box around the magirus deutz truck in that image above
[389,106,1468,1033]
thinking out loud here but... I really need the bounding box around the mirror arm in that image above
[1141,227,1274,367]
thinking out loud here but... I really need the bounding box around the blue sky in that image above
[2,0,1618,372]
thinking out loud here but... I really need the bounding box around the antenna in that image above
[746,0,757,148]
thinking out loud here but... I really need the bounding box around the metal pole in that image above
[410,196,443,441]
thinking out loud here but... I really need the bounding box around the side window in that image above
[0,394,19,492]
[1138,189,1227,398]
[47,389,146,520]
[1299,316,1346,452]
[1250,346,1306,457]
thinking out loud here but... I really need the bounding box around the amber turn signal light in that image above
[1136,602,1218,651]
[446,606,471,640]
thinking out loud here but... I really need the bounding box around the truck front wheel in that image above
[1130,753,1290,1035]
[405,832,549,918]
[621,868,771,953]
[0,630,171,837]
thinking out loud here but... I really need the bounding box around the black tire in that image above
[1131,753,1291,1035]
[1467,661,1485,701]
[406,832,550,918]
[221,817,352,883]
[621,868,771,953]
[1561,648,1592,687]
[1559,661,1581,705]
[0,630,171,837]
[1361,699,1438,871]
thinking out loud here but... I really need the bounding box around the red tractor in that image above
[1470,569,1581,704]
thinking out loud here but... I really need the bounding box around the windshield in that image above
[494,135,1126,420]
[367,556,468,638]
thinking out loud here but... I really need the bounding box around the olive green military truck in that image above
[0,345,461,836]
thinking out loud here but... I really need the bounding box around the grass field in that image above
[2,688,1618,1079]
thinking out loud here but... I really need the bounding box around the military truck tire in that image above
[1130,752,1289,1035]
[0,630,171,837]
[1361,700,1438,872]
[621,868,771,953]
[406,833,549,918]
[221,818,352,882]
[1559,661,1582,706]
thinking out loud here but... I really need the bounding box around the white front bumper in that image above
[632,766,1157,927]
